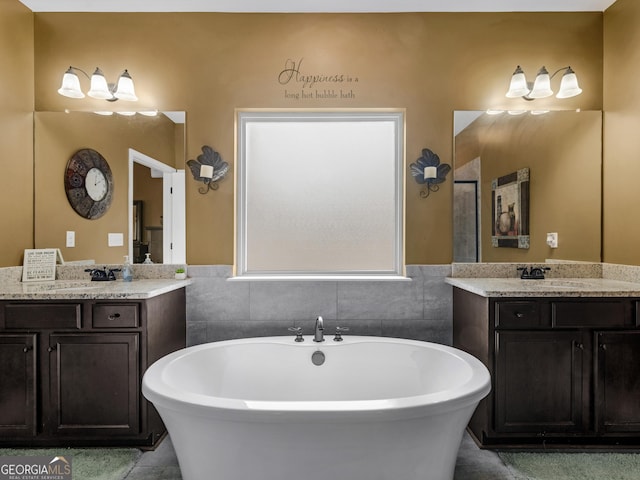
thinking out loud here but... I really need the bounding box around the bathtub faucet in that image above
[314,316,324,343]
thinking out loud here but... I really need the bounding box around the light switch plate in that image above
[66,231,75,248]
[108,233,124,247]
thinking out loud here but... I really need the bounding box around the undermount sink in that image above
[52,285,104,292]
[27,281,104,292]
[527,279,592,289]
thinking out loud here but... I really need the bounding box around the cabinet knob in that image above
[574,342,584,350]
[515,312,524,318]
[600,343,607,351]
[47,345,57,352]
[108,313,121,320]
[23,345,33,353]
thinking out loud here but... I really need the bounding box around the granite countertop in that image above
[0,278,192,300]
[445,277,640,298]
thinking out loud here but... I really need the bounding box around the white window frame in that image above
[234,109,406,280]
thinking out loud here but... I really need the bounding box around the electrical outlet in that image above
[108,233,124,247]
[546,232,558,248]
[66,231,75,248]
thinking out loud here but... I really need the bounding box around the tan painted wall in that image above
[456,111,602,263]
[603,0,640,265]
[0,0,34,267]
[26,11,603,265]
[34,112,176,263]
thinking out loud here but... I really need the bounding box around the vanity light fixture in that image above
[409,148,451,198]
[486,109,550,116]
[58,66,138,102]
[91,109,158,117]
[506,65,582,100]
[187,145,229,194]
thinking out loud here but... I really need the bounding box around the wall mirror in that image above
[453,110,602,263]
[235,109,405,279]
[34,111,186,264]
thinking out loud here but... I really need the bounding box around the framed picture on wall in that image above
[491,167,530,249]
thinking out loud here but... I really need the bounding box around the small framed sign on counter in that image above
[22,248,64,282]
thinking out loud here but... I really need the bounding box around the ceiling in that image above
[19,0,617,12]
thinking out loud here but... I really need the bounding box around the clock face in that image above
[64,149,114,219]
[86,167,108,201]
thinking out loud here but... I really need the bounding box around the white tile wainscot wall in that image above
[185,265,453,346]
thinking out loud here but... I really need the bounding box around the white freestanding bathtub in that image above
[142,336,490,480]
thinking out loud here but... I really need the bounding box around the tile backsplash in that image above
[185,265,453,346]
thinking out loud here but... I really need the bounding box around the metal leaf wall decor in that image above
[409,148,451,198]
[187,145,229,194]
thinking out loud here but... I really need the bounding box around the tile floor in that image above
[123,431,516,479]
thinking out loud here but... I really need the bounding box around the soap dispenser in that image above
[122,255,133,282]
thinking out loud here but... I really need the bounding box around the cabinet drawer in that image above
[3,304,82,329]
[93,304,139,328]
[552,301,629,328]
[495,301,542,328]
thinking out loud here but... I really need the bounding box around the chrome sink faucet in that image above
[314,316,324,343]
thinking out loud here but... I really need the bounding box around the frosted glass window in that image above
[235,110,405,279]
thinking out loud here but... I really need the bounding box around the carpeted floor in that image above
[0,447,141,480]
[499,451,640,480]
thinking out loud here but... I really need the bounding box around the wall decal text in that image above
[278,58,358,100]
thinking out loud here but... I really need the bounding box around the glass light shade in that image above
[87,68,113,100]
[556,67,583,98]
[57,68,85,98]
[505,65,530,98]
[116,111,136,116]
[114,70,138,101]
[528,66,553,99]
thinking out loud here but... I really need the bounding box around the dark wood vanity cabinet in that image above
[453,288,640,447]
[48,332,140,437]
[0,334,37,437]
[494,330,586,435]
[0,288,186,448]
[595,330,640,434]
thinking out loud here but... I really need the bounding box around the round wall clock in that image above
[64,148,114,219]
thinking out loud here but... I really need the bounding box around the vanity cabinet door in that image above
[48,333,140,437]
[594,331,640,434]
[494,330,586,434]
[0,334,37,437]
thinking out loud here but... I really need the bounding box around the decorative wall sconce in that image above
[187,145,229,194]
[409,148,451,198]
[58,66,138,101]
[506,65,582,100]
